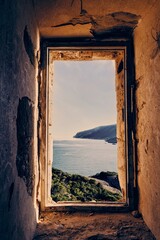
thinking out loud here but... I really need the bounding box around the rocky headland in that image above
[74,124,117,144]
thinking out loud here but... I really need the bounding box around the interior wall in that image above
[0,1,39,239]
[134,2,160,238]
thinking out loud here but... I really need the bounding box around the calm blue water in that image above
[53,139,117,176]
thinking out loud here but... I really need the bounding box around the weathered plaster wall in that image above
[134,1,160,238]
[33,0,151,38]
[0,1,39,239]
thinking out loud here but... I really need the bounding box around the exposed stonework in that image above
[16,97,34,196]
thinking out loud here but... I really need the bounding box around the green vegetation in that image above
[51,168,121,202]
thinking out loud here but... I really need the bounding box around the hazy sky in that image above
[52,60,116,140]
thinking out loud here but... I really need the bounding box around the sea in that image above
[53,139,117,176]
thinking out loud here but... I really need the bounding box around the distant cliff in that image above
[74,124,117,144]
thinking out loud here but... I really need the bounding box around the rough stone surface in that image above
[33,212,156,240]
[0,1,39,239]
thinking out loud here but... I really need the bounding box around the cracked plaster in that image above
[33,0,155,38]
[52,11,141,38]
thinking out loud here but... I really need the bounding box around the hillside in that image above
[74,124,117,144]
[51,168,121,202]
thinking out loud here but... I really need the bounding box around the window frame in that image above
[39,39,136,212]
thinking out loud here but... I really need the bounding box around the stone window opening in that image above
[39,42,136,212]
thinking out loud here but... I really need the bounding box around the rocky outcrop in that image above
[90,171,121,191]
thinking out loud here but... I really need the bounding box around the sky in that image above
[52,60,116,140]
